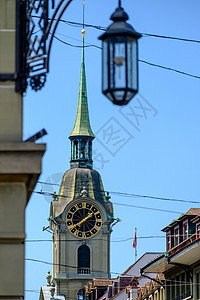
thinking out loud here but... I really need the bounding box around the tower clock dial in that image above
[66,202,102,238]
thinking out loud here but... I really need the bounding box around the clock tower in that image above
[49,31,114,300]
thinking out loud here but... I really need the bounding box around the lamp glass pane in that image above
[110,42,126,89]
[126,91,135,101]
[112,90,125,103]
[127,39,137,90]
[102,41,108,91]
[105,92,113,101]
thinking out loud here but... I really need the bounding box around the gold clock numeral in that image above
[67,220,73,227]
[77,232,83,238]
[85,231,92,238]
[96,222,101,227]
[86,203,92,209]
[74,204,79,210]
[95,213,101,219]
[70,206,76,213]
[94,225,100,231]
[91,206,98,213]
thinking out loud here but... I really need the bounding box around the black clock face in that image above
[66,202,102,239]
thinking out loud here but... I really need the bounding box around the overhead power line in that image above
[25,234,196,244]
[139,59,200,80]
[25,257,200,286]
[52,33,200,81]
[33,189,184,214]
[25,236,166,244]
[113,202,183,214]
[53,34,102,49]
[37,180,200,205]
[26,258,121,275]
[141,33,200,44]
[32,15,200,44]
[32,17,200,80]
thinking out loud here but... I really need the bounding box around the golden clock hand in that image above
[70,212,93,229]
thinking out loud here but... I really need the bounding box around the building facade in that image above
[84,253,163,300]
[0,1,45,299]
[141,208,200,300]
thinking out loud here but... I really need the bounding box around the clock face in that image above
[66,202,102,239]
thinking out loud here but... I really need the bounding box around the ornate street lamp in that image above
[99,0,141,105]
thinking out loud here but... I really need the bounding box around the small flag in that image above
[132,229,137,248]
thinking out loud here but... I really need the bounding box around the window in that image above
[88,141,92,160]
[80,140,86,158]
[175,275,180,297]
[183,222,188,240]
[77,289,88,300]
[78,245,90,274]
[74,140,78,159]
[166,234,171,251]
[196,272,200,299]
[181,273,185,297]
[166,281,170,300]
[174,227,179,246]
[167,272,191,300]
[197,224,200,238]
[171,277,175,298]
[186,273,191,297]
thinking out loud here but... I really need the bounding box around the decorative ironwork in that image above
[26,0,48,91]
[29,74,47,91]
[17,0,73,92]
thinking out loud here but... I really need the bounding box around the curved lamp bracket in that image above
[16,0,73,92]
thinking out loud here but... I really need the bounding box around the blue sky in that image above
[24,0,200,298]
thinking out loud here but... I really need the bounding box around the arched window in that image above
[78,245,90,274]
[88,141,92,160]
[80,140,86,158]
[74,140,78,159]
[77,289,88,300]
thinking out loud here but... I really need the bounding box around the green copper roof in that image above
[70,36,95,138]
[51,168,114,219]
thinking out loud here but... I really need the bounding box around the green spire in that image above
[70,33,95,138]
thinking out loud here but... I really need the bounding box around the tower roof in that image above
[50,168,114,219]
[70,35,95,138]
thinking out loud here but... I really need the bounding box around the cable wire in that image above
[25,258,200,286]
[37,180,200,205]
[51,33,200,81]
[32,15,200,44]
[139,59,200,80]
[33,189,184,214]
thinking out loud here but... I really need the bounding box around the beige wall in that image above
[0,183,26,296]
[0,2,46,300]
[0,0,22,142]
[0,0,16,73]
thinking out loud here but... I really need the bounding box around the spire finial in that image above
[119,0,121,7]
[83,0,85,30]
[82,28,85,38]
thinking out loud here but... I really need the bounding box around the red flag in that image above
[132,229,137,248]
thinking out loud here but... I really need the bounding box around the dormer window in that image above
[197,224,200,238]
[174,227,179,246]
[183,221,188,240]
[166,233,171,251]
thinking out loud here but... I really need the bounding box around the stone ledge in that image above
[0,232,25,240]
[0,142,46,201]
[0,142,46,173]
